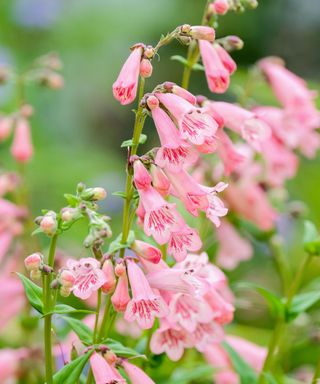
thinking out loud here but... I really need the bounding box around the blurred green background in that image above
[0,0,320,376]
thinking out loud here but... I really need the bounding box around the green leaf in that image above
[223,341,258,384]
[108,230,135,254]
[303,220,320,255]
[61,316,93,344]
[171,55,189,67]
[192,63,204,71]
[16,273,43,313]
[121,134,147,148]
[31,227,43,236]
[52,350,93,384]
[63,193,79,207]
[103,338,143,358]
[260,372,278,384]
[167,365,214,384]
[235,282,285,318]
[288,290,320,320]
[51,304,95,315]
[112,191,127,199]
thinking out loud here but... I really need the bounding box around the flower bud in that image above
[59,270,75,288]
[103,350,117,364]
[114,261,126,277]
[131,240,162,264]
[92,187,107,200]
[61,207,80,222]
[189,26,215,42]
[30,269,42,282]
[143,45,155,59]
[133,160,152,190]
[101,259,116,293]
[43,72,64,89]
[20,104,34,118]
[150,164,170,197]
[139,59,153,78]
[40,211,58,236]
[164,82,196,105]
[24,253,43,271]
[60,286,72,297]
[111,273,130,312]
[0,116,13,142]
[10,118,33,163]
[209,0,230,15]
[146,95,159,110]
[220,35,244,51]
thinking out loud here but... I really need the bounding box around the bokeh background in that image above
[1,0,320,378]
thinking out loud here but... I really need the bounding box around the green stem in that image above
[43,235,58,384]
[312,358,320,383]
[93,289,102,343]
[97,295,112,341]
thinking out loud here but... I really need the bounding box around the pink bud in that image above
[146,95,159,110]
[210,0,230,15]
[103,350,117,364]
[170,84,197,105]
[10,118,33,163]
[114,261,126,277]
[92,187,107,201]
[20,104,34,118]
[223,35,244,51]
[132,240,162,264]
[101,259,116,293]
[59,270,75,288]
[40,212,57,236]
[140,59,153,78]
[144,45,155,59]
[111,273,131,312]
[122,360,155,384]
[24,253,43,271]
[46,72,64,89]
[189,26,215,42]
[133,161,152,190]
[61,207,79,222]
[0,116,13,141]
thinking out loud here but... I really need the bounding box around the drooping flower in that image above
[163,81,196,105]
[111,271,131,312]
[124,259,168,329]
[209,0,230,15]
[122,360,155,384]
[0,115,13,141]
[10,118,33,163]
[156,92,218,145]
[149,164,171,197]
[113,45,143,105]
[189,25,215,42]
[101,259,116,293]
[66,257,106,300]
[90,353,126,384]
[131,240,162,264]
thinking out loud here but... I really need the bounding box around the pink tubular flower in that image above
[131,240,162,264]
[101,259,116,293]
[215,44,237,74]
[216,129,245,175]
[150,319,194,361]
[199,40,231,93]
[0,116,13,141]
[138,184,177,244]
[149,102,194,172]
[150,164,170,197]
[111,272,131,312]
[156,92,218,145]
[112,45,143,105]
[167,215,202,261]
[10,118,33,163]
[210,0,230,15]
[0,348,29,383]
[216,219,253,270]
[133,160,152,190]
[193,322,224,352]
[90,353,126,384]
[208,101,271,151]
[124,259,168,329]
[164,82,196,105]
[66,257,106,300]
[122,360,155,384]
[189,26,215,42]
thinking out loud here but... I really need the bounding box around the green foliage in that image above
[108,230,135,254]
[61,316,93,344]
[121,134,147,148]
[102,338,143,358]
[17,273,43,314]
[287,291,320,320]
[303,220,320,255]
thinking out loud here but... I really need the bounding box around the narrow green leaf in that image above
[288,290,320,319]
[235,282,285,318]
[108,231,135,254]
[103,338,142,358]
[62,316,93,344]
[52,350,93,384]
[112,191,127,199]
[167,365,214,384]
[121,134,147,148]
[63,193,79,207]
[223,342,258,384]
[16,273,43,313]
[171,55,189,67]
[303,220,320,255]
[31,227,43,236]
[192,63,204,71]
[51,304,95,315]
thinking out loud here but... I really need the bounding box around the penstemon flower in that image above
[121,360,155,384]
[90,352,126,384]
[10,118,33,163]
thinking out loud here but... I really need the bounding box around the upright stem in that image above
[43,234,58,384]
[312,358,320,384]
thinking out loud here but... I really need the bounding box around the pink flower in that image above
[111,272,131,312]
[101,259,116,293]
[122,360,155,384]
[125,259,168,329]
[66,257,106,300]
[156,92,218,145]
[193,322,224,352]
[150,102,195,172]
[150,319,193,361]
[189,26,216,42]
[215,44,237,74]
[216,219,253,270]
[113,45,143,105]
[167,216,202,261]
[150,164,170,197]
[164,82,196,105]
[210,0,230,15]
[216,129,245,175]
[138,184,177,244]
[10,118,33,163]
[0,348,29,383]
[208,102,271,151]
[199,40,231,93]
[90,352,125,384]
[133,160,152,190]
[131,240,162,264]
[0,116,12,141]
[168,293,214,332]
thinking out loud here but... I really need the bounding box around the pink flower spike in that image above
[199,40,230,93]
[138,185,177,244]
[189,26,215,42]
[150,319,193,361]
[111,272,131,312]
[90,353,126,384]
[156,92,218,145]
[151,105,194,172]
[66,257,106,300]
[122,360,155,384]
[124,259,168,329]
[131,240,162,264]
[133,160,152,190]
[215,44,237,74]
[113,45,143,105]
[10,118,33,163]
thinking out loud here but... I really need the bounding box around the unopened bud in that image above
[140,59,153,78]
[146,95,159,110]
[209,0,230,15]
[92,187,107,200]
[114,261,126,277]
[104,350,117,364]
[20,104,34,118]
[77,182,86,193]
[30,269,42,282]
[101,259,116,293]
[60,286,72,297]
[42,72,64,90]
[0,116,13,141]
[59,270,75,288]
[220,35,244,51]
[144,45,155,59]
[189,26,215,42]
[40,211,58,236]
[24,253,43,271]
[61,207,80,222]
[178,36,192,45]
[170,83,197,105]
[180,24,191,34]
